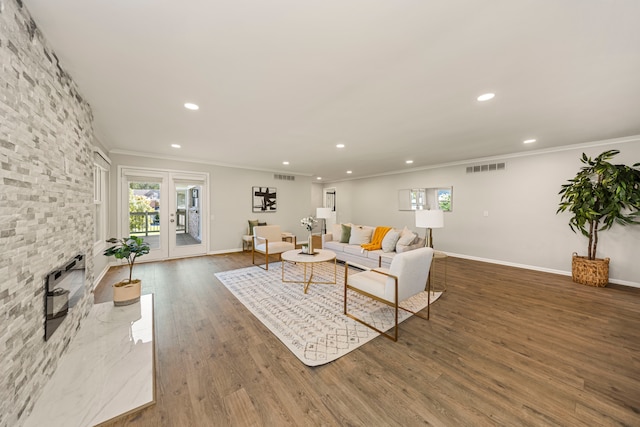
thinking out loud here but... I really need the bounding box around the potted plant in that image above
[557,149,640,286]
[103,236,150,305]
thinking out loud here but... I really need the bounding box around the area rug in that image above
[215,261,441,366]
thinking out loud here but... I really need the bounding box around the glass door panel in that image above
[174,184,202,247]
[128,181,162,250]
[121,169,168,262]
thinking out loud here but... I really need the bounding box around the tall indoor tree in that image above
[557,149,640,285]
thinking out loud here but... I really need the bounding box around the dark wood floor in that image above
[94,252,640,427]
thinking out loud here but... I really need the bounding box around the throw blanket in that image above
[361,226,392,251]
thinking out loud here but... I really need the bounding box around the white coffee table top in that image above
[281,249,336,263]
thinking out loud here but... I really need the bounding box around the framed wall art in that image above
[252,186,277,212]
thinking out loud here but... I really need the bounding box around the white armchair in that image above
[344,247,434,341]
[252,225,295,270]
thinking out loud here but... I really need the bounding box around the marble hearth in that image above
[24,294,155,427]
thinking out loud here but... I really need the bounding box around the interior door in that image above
[323,187,337,230]
[120,168,208,261]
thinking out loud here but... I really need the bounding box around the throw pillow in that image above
[248,219,259,235]
[349,225,373,245]
[400,226,413,239]
[339,224,352,243]
[332,223,342,240]
[381,229,401,252]
[396,231,416,246]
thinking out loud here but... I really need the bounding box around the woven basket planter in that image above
[571,253,609,287]
[113,279,141,306]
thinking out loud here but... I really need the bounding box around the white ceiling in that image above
[23,0,640,182]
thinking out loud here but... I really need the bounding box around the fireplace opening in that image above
[44,253,85,341]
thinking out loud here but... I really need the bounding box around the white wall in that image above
[107,153,315,251]
[324,138,640,286]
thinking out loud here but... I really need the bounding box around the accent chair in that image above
[252,225,295,270]
[344,247,434,341]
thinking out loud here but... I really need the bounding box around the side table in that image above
[242,235,253,251]
[281,232,296,246]
[430,251,448,293]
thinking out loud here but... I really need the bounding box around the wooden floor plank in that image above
[94,253,640,426]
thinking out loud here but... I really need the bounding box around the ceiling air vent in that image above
[466,162,506,174]
[274,174,295,181]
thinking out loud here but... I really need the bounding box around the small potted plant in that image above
[300,216,317,253]
[103,236,150,305]
[557,149,640,286]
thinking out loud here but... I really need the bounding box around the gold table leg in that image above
[282,258,337,294]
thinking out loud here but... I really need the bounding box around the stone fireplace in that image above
[44,254,86,341]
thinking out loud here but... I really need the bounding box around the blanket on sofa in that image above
[360,226,392,251]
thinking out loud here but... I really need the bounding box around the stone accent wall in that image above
[0,1,96,425]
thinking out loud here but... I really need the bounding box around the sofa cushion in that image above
[349,225,373,245]
[344,245,366,256]
[324,240,347,253]
[381,229,401,252]
[366,249,385,260]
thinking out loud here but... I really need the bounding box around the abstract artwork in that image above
[252,186,277,212]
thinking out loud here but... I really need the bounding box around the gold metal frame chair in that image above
[252,225,295,270]
[344,247,434,341]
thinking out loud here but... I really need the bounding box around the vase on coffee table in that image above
[308,233,313,253]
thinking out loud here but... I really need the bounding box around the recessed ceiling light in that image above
[405,160,414,164]
[282,161,289,165]
[316,177,322,180]
[336,144,345,148]
[184,102,199,110]
[477,93,495,102]
[523,139,537,144]
[346,170,352,174]
[171,144,181,148]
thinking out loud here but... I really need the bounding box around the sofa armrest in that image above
[396,237,425,254]
[322,233,335,245]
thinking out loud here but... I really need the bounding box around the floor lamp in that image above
[415,209,444,248]
[316,207,332,234]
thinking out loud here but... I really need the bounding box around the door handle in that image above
[170,219,175,223]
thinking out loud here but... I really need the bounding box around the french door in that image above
[119,168,208,261]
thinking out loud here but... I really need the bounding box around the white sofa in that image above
[322,223,426,269]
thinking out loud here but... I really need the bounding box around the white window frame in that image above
[93,149,111,252]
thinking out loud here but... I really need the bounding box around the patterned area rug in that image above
[215,261,441,366]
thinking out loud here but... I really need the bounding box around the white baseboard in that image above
[209,248,244,255]
[92,264,111,291]
[445,252,640,288]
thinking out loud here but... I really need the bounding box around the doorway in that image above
[323,187,337,230]
[119,168,208,261]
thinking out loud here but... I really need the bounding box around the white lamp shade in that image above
[415,209,444,229]
[316,207,332,219]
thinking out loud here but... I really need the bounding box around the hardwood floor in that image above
[94,253,640,426]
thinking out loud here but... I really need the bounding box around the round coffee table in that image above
[280,249,337,294]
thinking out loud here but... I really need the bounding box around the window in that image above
[93,150,110,250]
[436,188,452,212]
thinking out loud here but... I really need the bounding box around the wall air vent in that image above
[274,174,295,181]
[466,162,506,174]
